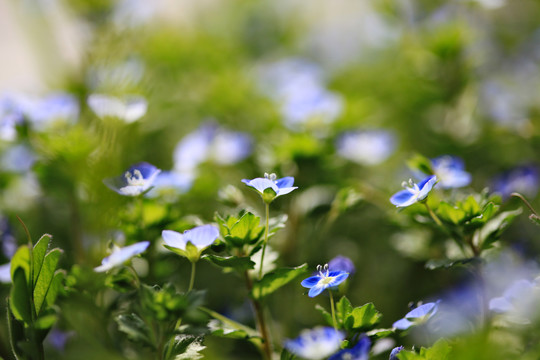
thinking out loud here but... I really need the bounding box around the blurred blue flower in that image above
[336,130,396,166]
[489,279,536,314]
[284,327,345,360]
[301,264,349,298]
[492,165,539,199]
[328,255,355,275]
[329,336,370,360]
[389,346,404,360]
[0,94,24,141]
[26,93,79,129]
[162,224,219,252]
[0,262,11,283]
[390,175,437,208]
[47,328,73,352]
[147,171,194,199]
[242,173,298,203]
[1,144,36,173]
[94,241,150,272]
[281,87,343,129]
[87,94,147,123]
[210,130,252,165]
[104,162,161,196]
[0,217,17,258]
[430,155,471,189]
[87,58,144,90]
[393,301,440,330]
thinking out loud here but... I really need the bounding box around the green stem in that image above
[329,291,338,330]
[258,203,270,280]
[423,202,443,227]
[188,262,196,292]
[424,202,468,256]
[244,272,272,360]
[511,192,538,215]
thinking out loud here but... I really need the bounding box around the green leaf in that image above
[45,270,65,307]
[251,264,308,300]
[476,207,522,250]
[315,304,333,327]
[10,245,30,283]
[164,335,206,360]
[437,202,466,224]
[346,303,381,331]
[366,328,394,339]
[164,242,202,263]
[336,296,353,327]
[398,339,452,360]
[32,234,52,286]
[425,258,479,270]
[207,319,260,340]
[10,267,32,323]
[407,154,433,175]
[34,248,62,315]
[116,313,154,348]
[7,298,25,359]
[460,196,481,216]
[226,212,264,247]
[34,312,57,330]
[105,267,138,292]
[202,254,255,271]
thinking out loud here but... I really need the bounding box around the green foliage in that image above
[407,154,434,175]
[398,339,452,360]
[216,211,264,249]
[163,335,206,360]
[140,284,201,321]
[105,267,140,292]
[202,254,255,272]
[251,264,308,300]
[116,313,154,348]
[317,296,382,332]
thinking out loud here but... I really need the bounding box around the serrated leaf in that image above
[32,234,52,286]
[437,202,466,224]
[116,313,154,347]
[336,296,353,326]
[346,303,381,331]
[202,254,255,271]
[10,267,32,323]
[251,264,308,300]
[164,335,205,360]
[34,248,62,315]
[10,245,30,283]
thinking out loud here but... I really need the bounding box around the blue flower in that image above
[336,130,396,166]
[94,241,150,272]
[489,279,536,314]
[430,155,471,189]
[281,88,343,129]
[25,93,79,130]
[242,173,298,203]
[301,264,349,297]
[146,171,194,199]
[0,262,11,283]
[284,327,345,360]
[1,144,36,173]
[328,255,355,275]
[209,130,252,165]
[329,336,370,360]
[162,224,219,262]
[393,301,440,330]
[104,162,161,196]
[87,94,147,123]
[493,165,539,199]
[390,175,437,208]
[389,346,404,360]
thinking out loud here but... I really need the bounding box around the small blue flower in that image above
[336,130,396,166]
[489,279,536,313]
[161,225,219,261]
[87,94,147,123]
[26,93,79,129]
[94,241,150,272]
[1,144,36,173]
[147,171,194,199]
[493,165,539,199]
[430,155,471,189]
[242,173,298,203]
[328,255,355,275]
[281,88,343,129]
[210,130,252,165]
[393,301,440,330]
[389,346,404,360]
[390,175,437,208]
[284,327,345,360]
[104,162,161,196]
[301,264,349,298]
[329,336,370,360]
[0,262,11,283]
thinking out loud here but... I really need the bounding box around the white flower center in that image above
[264,172,277,182]
[402,179,420,195]
[316,264,336,285]
[125,169,145,186]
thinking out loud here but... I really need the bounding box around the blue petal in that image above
[162,230,187,250]
[301,276,321,288]
[276,176,294,188]
[328,256,355,274]
[276,186,298,196]
[489,297,513,313]
[405,301,439,320]
[129,162,159,179]
[389,346,404,360]
[243,178,278,194]
[328,272,349,287]
[417,175,437,201]
[393,318,413,330]
[308,285,325,297]
[184,225,219,249]
[390,190,415,207]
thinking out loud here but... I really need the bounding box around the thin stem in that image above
[329,291,338,331]
[511,192,538,215]
[423,202,443,227]
[258,203,270,279]
[188,262,196,292]
[245,272,272,360]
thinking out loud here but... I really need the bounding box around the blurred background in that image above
[1,0,540,358]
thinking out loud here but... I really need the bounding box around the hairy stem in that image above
[258,203,270,280]
[188,262,196,292]
[245,272,272,360]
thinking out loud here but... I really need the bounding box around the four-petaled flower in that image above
[431,155,471,189]
[284,327,345,360]
[393,300,440,330]
[329,336,370,360]
[241,173,297,203]
[94,241,150,272]
[301,264,349,298]
[162,224,220,262]
[390,175,437,208]
[104,162,161,196]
